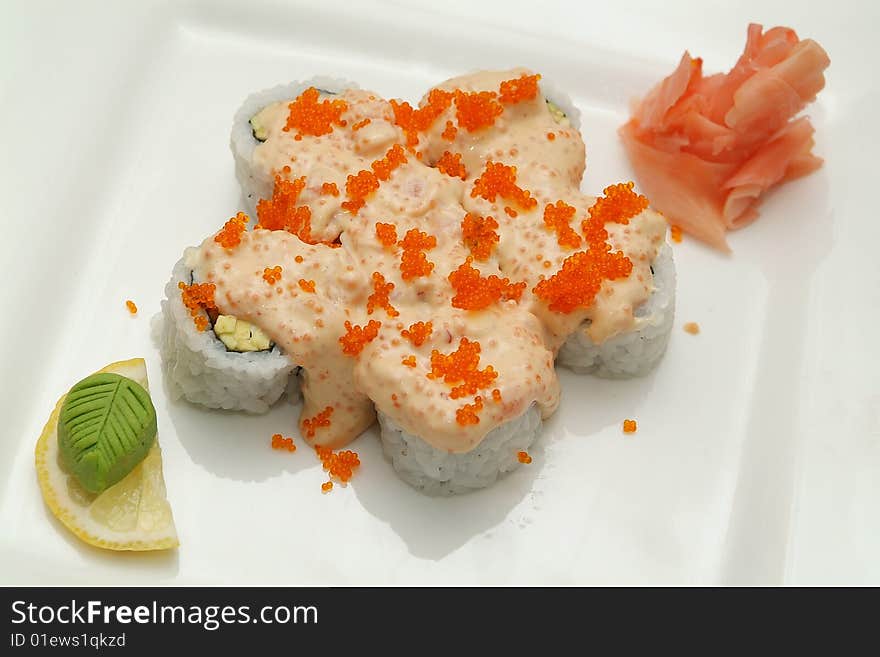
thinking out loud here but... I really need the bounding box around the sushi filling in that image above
[546,99,570,127]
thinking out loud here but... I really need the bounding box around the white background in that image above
[0,0,877,584]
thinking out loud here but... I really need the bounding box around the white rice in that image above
[230,76,359,217]
[152,251,298,413]
[556,242,675,377]
[378,404,541,496]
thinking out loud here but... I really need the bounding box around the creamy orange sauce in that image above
[191,70,666,452]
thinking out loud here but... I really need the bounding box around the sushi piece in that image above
[377,405,541,496]
[556,243,675,377]
[153,250,298,413]
[230,76,360,218]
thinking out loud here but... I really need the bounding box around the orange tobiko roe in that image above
[471,161,537,210]
[456,396,484,426]
[262,266,282,285]
[125,300,138,315]
[283,87,348,137]
[498,73,541,104]
[351,118,371,131]
[389,89,453,147]
[302,406,334,439]
[178,281,217,332]
[401,321,433,347]
[256,176,314,243]
[517,450,532,464]
[341,144,407,214]
[448,258,526,310]
[271,433,296,452]
[441,120,457,141]
[543,201,583,249]
[398,228,437,280]
[454,90,503,132]
[533,249,633,314]
[622,419,638,433]
[315,445,360,483]
[461,212,499,261]
[339,320,382,356]
[375,222,398,248]
[298,279,316,293]
[367,271,399,317]
[401,355,416,368]
[427,337,498,400]
[436,150,467,179]
[321,182,340,196]
[214,212,249,249]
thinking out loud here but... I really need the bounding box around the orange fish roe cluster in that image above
[315,446,360,483]
[339,320,382,356]
[213,212,249,249]
[271,433,296,452]
[321,481,334,493]
[454,90,503,132]
[448,258,526,310]
[298,279,316,293]
[622,419,638,433]
[294,255,304,263]
[492,388,502,403]
[471,161,537,210]
[125,300,137,315]
[283,87,347,137]
[401,321,433,347]
[367,271,398,317]
[341,144,407,214]
[461,212,499,261]
[436,150,467,179]
[456,396,484,426]
[375,222,398,248]
[321,182,340,196]
[427,337,498,399]
[533,249,632,313]
[389,89,453,147]
[398,228,437,280]
[517,450,532,464]
[441,120,457,141]
[498,73,541,104]
[683,322,700,335]
[504,206,517,218]
[401,355,416,368]
[351,118,371,131]
[262,266,282,285]
[543,201,582,249]
[256,176,314,243]
[547,132,556,141]
[302,406,334,439]
[670,224,683,243]
[178,281,217,332]
[584,182,648,231]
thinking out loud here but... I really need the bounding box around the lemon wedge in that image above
[35,358,178,551]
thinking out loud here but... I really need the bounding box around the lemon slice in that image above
[35,358,178,551]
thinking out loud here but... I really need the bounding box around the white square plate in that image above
[1,0,876,585]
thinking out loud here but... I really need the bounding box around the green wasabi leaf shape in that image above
[57,373,157,494]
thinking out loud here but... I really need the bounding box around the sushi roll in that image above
[377,405,541,496]
[230,76,359,217]
[556,243,676,377]
[153,250,298,413]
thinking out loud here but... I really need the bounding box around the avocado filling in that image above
[546,100,571,127]
[213,315,272,352]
